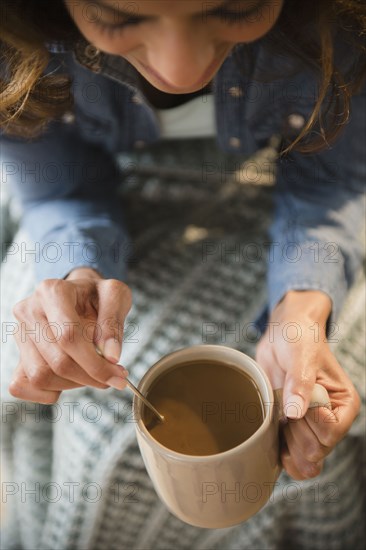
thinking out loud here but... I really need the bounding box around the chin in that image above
[138,69,210,94]
[146,79,208,94]
[125,56,215,94]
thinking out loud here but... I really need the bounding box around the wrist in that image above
[65,267,103,281]
[272,290,332,325]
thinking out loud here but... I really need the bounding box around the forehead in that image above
[99,0,230,16]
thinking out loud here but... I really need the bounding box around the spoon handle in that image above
[123,376,165,423]
[95,346,164,422]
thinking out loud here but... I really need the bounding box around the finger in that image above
[305,355,361,446]
[282,352,318,420]
[287,414,332,464]
[32,332,111,389]
[281,445,324,481]
[9,365,61,404]
[281,447,307,480]
[16,334,84,391]
[320,357,361,436]
[283,423,324,479]
[96,279,132,363]
[38,281,129,389]
[14,314,110,390]
[305,405,343,449]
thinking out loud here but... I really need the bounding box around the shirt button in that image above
[131,94,143,105]
[62,111,75,124]
[84,44,100,60]
[228,86,243,98]
[229,137,241,148]
[288,113,305,129]
[134,140,146,149]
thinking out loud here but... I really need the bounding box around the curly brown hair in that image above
[1,0,365,153]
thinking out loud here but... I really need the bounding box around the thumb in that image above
[283,361,317,420]
[95,280,132,363]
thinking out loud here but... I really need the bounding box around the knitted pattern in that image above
[1,139,365,549]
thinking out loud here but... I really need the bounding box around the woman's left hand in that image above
[256,290,360,480]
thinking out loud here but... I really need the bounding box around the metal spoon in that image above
[95,346,165,423]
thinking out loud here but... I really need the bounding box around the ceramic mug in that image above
[133,345,330,529]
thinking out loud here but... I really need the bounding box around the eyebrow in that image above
[80,0,266,20]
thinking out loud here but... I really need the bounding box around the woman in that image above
[1,1,365,548]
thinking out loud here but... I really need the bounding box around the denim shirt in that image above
[1,37,365,325]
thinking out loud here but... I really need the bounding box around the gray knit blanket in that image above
[1,139,365,549]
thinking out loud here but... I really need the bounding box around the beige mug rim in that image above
[134,344,275,462]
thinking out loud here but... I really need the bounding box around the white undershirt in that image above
[154,94,216,139]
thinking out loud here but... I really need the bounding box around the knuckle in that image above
[321,432,337,448]
[36,279,53,294]
[9,379,23,399]
[36,278,65,297]
[104,278,122,291]
[57,329,72,348]
[106,279,132,306]
[28,367,51,389]
[304,444,323,463]
[12,299,27,320]
[49,354,70,378]
[290,374,313,393]
[302,461,323,479]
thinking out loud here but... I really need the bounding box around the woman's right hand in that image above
[9,267,132,404]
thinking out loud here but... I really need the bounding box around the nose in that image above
[144,21,216,89]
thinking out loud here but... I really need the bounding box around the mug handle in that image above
[308,383,332,410]
[273,383,332,421]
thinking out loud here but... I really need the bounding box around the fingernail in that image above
[104,338,121,363]
[107,376,127,390]
[284,394,305,419]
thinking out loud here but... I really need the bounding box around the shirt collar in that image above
[46,37,242,94]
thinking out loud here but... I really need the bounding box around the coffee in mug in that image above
[142,359,264,455]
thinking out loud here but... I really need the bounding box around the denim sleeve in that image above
[1,122,130,282]
[268,85,365,323]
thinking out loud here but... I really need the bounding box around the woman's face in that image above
[65,0,284,93]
